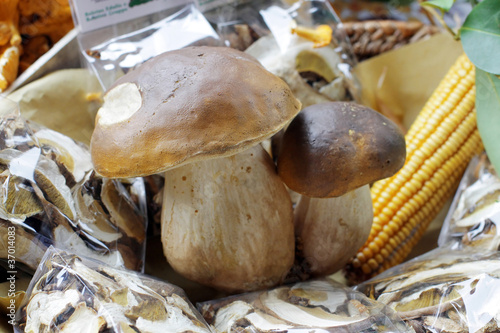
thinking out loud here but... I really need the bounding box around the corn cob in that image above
[344,54,484,283]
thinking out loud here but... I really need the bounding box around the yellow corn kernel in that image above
[345,54,484,284]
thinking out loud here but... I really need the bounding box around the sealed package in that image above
[70,0,359,104]
[0,97,147,272]
[203,0,359,107]
[355,247,500,332]
[14,246,211,332]
[198,278,413,332]
[438,152,500,251]
[71,1,220,89]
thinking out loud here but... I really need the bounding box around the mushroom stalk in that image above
[161,144,295,293]
[294,185,373,276]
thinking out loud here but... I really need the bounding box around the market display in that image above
[1,0,499,332]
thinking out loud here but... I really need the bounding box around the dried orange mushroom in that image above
[291,24,333,48]
[0,0,21,92]
[0,0,74,91]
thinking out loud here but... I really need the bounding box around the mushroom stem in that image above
[294,185,373,277]
[161,144,295,293]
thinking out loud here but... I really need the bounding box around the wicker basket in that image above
[336,20,442,61]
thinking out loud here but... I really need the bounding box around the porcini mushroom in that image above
[90,46,301,292]
[277,102,406,277]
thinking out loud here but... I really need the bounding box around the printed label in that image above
[72,0,191,33]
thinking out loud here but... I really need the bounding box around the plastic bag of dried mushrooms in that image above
[74,0,359,106]
[355,247,500,333]
[14,246,212,333]
[197,277,414,332]
[353,154,500,333]
[0,97,147,273]
[438,152,500,251]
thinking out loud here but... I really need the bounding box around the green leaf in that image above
[421,0,455,12]
[460,0,500,75]
[476,68,500,175]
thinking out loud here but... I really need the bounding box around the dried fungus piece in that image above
[34,128,93,184]
[0,0,21,92]
[0,219,47,269]
[101,178,146,244]
[245,34,349,108]
[0,172,42,218]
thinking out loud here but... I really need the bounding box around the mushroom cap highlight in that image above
[277,102,406,198]
[91,46,302,178]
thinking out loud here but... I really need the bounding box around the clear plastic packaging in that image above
[198,278,413,332]
[355,247,500,333]
[0,97,147,272]
[438,152,500,251]
[75,2,221,90]
[14,246,211,332]
[72,0,359,105]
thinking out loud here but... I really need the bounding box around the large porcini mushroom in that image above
[277,102,406,277]
[90,46,301,292]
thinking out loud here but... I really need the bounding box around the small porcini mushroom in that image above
[277,102,406,277]
[90,46,301,292]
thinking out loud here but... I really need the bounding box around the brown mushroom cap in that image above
[91,46,302,178]
[277,102,406,198]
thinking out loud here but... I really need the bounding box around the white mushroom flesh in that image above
[260,288,366,327]
[294,184,373,276]
[212,301,254,332]
[24,290,81,332]
[162,144,294,292]
[96,82,142,127]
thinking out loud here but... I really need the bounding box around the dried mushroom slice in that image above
[57,302,106,333]
[0,219,47,270]
[0,172,43,219]
[258,287,368,328]
[52,224,125,268]
[245,34,348,108]
[33,128,93,184]
[101,178,146,243]
[33,154,76,220]
[73,179,123,244]
[23,289,82,332]
[288,280,348,313]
